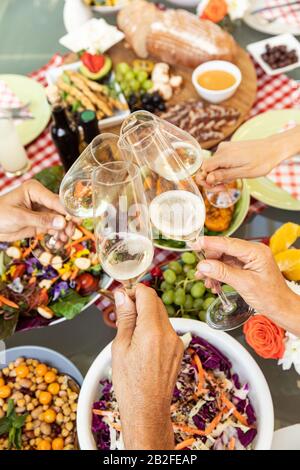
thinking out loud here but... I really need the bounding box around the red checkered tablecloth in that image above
[262,0,300,25]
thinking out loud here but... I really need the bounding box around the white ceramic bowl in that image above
[192,60,242,104]
[77,318,274,450]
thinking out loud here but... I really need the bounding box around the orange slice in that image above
[270,223,300,255]
[275,249,300,281]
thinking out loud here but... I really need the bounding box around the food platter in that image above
[107,42,258,149]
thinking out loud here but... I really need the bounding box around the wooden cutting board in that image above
[107,42,257,149]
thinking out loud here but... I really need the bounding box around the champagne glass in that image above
[93,161,154,290]
[119,113,252,330]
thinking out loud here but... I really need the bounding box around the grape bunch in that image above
[143,252,235,322]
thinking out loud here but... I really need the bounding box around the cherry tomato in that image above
[12,263,26,280]
[73,243,85,252]
[76,273,99,295]
[150,266,162,278]
[141,280,151,287]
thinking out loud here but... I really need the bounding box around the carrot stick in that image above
[221,394,251,428]
[22,239,38,258]
[173,411,223,437]
[79,226,95,242]
[92,409,114,417]
[65,235,89,249]
[0,295,19,309]
[228,437,235,450]
[143,176,153,191]
[193,353,205,393]
[175,438,195,450]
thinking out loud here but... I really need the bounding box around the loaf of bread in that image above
[117,1,237,68]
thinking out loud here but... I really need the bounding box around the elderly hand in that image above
[195,236,300,336]
[112,283,183,450]
[0,180,74,242]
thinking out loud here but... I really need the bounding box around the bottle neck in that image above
[52,107,70,129]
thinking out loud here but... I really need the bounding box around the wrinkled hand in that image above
[0,180,74,242]
[196,139,280,186]
[112,283,183,450]
[195,236,300,335]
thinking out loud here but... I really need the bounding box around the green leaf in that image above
[50,291,92,320]
[89,264,102,276]
[0,312,19,341]
[8,426,16,449]
[72,101,81,112]
[33,165,64,194]
[0,251,10,276]
[13,412,28,429]
[62,72,71,85]
[0,417,10,436]
[6,399,15,418]
[82,218,94,231]
[15,427,22,450]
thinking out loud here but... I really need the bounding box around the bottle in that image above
[79,110,100,146]
[51,105,80,172]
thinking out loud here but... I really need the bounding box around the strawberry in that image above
[81,51,105,73]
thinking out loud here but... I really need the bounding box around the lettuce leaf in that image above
[50,290,93,320]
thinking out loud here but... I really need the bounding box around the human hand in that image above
[195,236,300,335]
[112,283,183,450]
[196,138,281,186]
[0,180,74,242]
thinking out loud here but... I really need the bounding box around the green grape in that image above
[186,282,193,293]
[183,265,190,274]
[123,88,131,98]
[193,298,204,310]
[191,281,206,299]
[130,79,140,92]
[160,281,173,291]
[166,305,176,317]
[174,288,186,306]
[184,294,194,310]
[198,310,207,322]
[181,252,197,265]
[120,82,127,92]
[136,70,148,83]
[182,314,191,319]
[162,290,175,306]
[163,269,177,284]
[125,70,135,81]
[203,296,216,310]
[176,274,185,283]
[115,72,123,83]
[142,79,153,91]
[116,62,130,75]
[222,284,236,293]
[168,261,182,275]
[187,269,196,280]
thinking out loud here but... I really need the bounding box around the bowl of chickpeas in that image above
[0,346,83,450]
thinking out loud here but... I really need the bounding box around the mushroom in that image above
[74,257,91,271]
[155,83,173,101]
[170,75,183,89]
[6,246,22,259]
[51,256,63,270]
[39,252,53,267]
[71,228,83,241]
[37,306,54,320]
[152,63,170,84]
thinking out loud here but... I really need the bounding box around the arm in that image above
[0,180,74,242]
[197,124,300,185]
[112,284,184,450]
[195,237,300,336]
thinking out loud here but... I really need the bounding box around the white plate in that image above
[46,61,130,130]
[247,33,300,76]
[244,2,300,36]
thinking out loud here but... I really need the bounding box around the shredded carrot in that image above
[0,295,19,309]
[22,239,38,258]
[173,411,223,437]
[156,178,163,195]
[65,235,89,249]
[79,226,95,242]
[193,353,205,393]
[228,437,235,450]
[175,438,195,450]
[92,409,114,417]
[28,276,37,286]
[221,394,252,428]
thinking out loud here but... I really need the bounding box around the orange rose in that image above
[243,315,285,360]
[202,0,228,23]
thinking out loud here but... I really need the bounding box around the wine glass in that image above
[119,113,252,330]
[59,133,124,219]
[92,160,154,290]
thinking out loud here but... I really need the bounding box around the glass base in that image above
[206,291,253,331]
[5,160,31,178]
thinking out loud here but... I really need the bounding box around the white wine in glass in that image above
[93,161,154,290]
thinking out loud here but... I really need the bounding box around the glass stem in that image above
[194,249,235,313]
